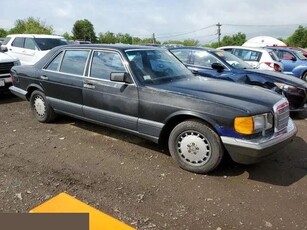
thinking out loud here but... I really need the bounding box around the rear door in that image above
[83,49,138,131]
[40,48,91,116]
[6,37,26,63]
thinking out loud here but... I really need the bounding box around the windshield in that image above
[292,50,307,60]
[212,50,253,69]
[34,38,68,51]
[125,49,194,84]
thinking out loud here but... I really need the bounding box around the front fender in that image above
[292,65,307,78]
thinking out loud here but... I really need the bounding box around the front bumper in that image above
[221,119,297,164]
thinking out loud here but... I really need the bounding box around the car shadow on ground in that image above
[54,115,169,155]
[54,115,306,187]
[291,110,307,120]
[0,92,22,104]
[212,136,307,186]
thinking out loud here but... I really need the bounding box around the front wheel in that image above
[30,90,56,123]
[168,120,224,174]
[302,72,307,82]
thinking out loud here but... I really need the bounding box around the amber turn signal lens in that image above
[234,117,254,135]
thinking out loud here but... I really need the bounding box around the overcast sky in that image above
[1,0,307,43]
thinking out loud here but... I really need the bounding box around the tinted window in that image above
[59,50,90,75]
[90,51,125,80]
[12,37,25,48]
[192,50,222,67]
[234,49,261,61]
[45,51,64,71]
[34,38,68,50]
[170,49,190,64]
[24,38,37,50]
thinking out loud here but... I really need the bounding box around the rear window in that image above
[34,38,68,51]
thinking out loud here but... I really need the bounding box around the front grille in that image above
[274,98,289,133]
[0,62,14,76]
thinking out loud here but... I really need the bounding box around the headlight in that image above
[14,60,21,66]
[234,113,273,135]
[274,82,297,92]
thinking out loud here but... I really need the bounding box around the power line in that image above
[224,23,307,27]
[155,24,215,39]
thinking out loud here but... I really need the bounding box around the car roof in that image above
[168,46,217,52]
[6,34,64,39]
[218,46,273,52]
[60,44,165,51]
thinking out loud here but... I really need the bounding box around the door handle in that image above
[83,83,95,89]
[40,75,48,80]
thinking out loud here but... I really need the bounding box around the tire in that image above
[302,72,307,82]
[30,90,56,123]
[168,120,224,174]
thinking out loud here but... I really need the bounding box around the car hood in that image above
[150,76,283,114]
[236,68,307,88]
[0,52,19,62]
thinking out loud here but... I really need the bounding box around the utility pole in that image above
[152,33,156,44]
[216,22,222,47]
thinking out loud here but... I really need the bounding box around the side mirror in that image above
[291,56,297,61]
[110,72,133,84]
[211,62,225,72]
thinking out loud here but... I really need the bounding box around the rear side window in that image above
[234,49,261,61]
[59,50,90,75]
[45,51,64,71]
[90,51,126,80]
[12,37,25,48]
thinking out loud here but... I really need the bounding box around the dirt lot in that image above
[0,93,306,230]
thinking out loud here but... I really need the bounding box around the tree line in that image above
[0,17,306,48]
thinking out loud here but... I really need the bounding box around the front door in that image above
[82,49,138,131]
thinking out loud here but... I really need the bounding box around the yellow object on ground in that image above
[30,192,135,230]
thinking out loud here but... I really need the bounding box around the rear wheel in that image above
[168,120,224,174]
[302,72,307,82]
[30,90,56,123]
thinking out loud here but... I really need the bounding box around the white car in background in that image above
[0,52,20,91]
[217,46,283,72]
[0,34,68,65]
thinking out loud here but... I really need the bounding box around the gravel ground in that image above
[0,93,306,230]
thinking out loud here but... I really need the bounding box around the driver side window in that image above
[192,51,221,68]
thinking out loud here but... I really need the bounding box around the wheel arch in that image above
[26,84,44,100]
[158,111,219,146]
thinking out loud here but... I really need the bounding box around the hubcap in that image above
[177,131,211,166]
[33,95,46,118]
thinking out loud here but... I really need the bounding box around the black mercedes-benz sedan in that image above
[9,44,297,173]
